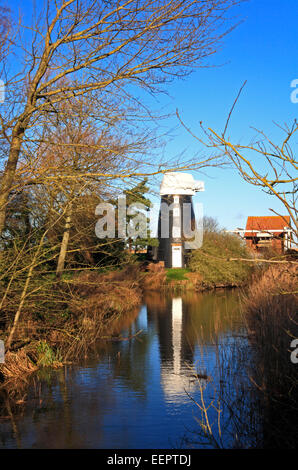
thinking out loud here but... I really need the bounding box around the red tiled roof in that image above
[245,216,290,237]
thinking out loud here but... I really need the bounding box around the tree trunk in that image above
[6,261,35,350]
[56,206,72,279]
[6,231,46,350]
[0,125,26,234]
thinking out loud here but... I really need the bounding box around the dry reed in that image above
[244,264,298,448]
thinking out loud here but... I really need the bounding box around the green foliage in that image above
[123,178,154,252]
[124,178,151,209]
[36,341,62,367]
[189,231,253,287]
[166,268,190,281]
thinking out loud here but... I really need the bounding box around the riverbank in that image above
[0,257,251,389]
[141,230,257,292]
[0,267,142,388]
[0,250,291,392]
[1,259,297,448]
[141,261,253,292]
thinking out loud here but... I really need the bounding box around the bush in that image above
[189,231,253,287]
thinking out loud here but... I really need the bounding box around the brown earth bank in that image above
[140,261,250,291]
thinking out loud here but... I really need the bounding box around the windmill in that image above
[155,172,204,268]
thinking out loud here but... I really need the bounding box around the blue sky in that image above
[149,0,298,230]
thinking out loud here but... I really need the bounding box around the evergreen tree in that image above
[124,179,158,253]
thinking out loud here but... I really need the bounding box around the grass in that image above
[36,340,62,367]
[166,268,190,281]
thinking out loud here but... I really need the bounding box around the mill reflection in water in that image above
[145,291,242,405]
[0,289,252,449]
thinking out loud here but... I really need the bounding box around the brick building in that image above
[244,216,292,253]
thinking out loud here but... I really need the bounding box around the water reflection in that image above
[145,290,243,405]
[0,289,249,449]
[154,296,197,402]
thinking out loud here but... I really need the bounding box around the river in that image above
[0,289,259,449]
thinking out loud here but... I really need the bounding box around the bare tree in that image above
[0,3,10,60]
[0,0,242,234]
[177,86,298,240]
[20,94,146,277]
[204,121,298,237]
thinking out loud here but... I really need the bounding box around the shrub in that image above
[189,231,253,287]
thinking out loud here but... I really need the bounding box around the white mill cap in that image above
[160,172,204,196]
